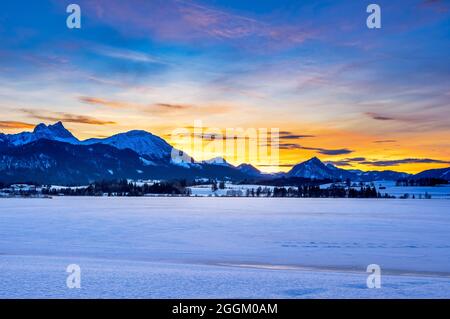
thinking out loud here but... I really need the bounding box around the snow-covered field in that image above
[189,183,276,196]
[0,197,449,298]
[319,181,450,199]
[375,181,450,199]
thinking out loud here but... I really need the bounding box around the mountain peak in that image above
[122,130,154,137]
[306,156,323,164]
[52,121,65,129]
[83,129,173,160]
[237,163,261,176]
[33,123,47,133]
[288,156,336,179]
[5,122,78,146]
[33,122,76,139]
[203,157,233,167]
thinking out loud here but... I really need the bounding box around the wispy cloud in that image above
[366,112,396,121]
[327,157,366,167]
[278,143,302,150]
[155,103,192,110]
[79,96,229,115]
[326,161,353,167]
[92,46,166,64]
[80,96,192,111]
[79,96,134,109]
[20,109,116,125]
[277,143,353,155]
[300,146,354,156]
[279,131,315,140]
[361,158,450,167]
[79,0,316,49]
[180,132,249,141]
[0,121,36,130]
[176,0,318,47]
[330,156,450,167]
[364,111,449,131]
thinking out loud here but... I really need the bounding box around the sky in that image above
[0,0,449,173]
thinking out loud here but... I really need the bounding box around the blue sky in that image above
[0,0,449,172]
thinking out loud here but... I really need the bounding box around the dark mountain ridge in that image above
[1,122,448,185]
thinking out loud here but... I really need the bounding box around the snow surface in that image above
[83,130,173,159]
[375,181,450,199]
[0,197,449,298]
[189,183,278,196]
[319,181,450,199]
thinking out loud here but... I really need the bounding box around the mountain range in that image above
[0,122,448,185]
[287,157,412,182]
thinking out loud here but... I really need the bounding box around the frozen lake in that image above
[0,197,449,298]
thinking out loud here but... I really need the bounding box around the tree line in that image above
[42,179,189,196]
[396,178,448,187]
[244,185,382,198]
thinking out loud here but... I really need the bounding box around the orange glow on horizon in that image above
[1,120,449,175]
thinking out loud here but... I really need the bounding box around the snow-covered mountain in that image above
[5,122,80,146]
[2,122,190,164]
[287,157,410,181]
[0,123,253,184]
[0,122,447,184]
[351,169,410,181]
[202,157,234,167]
[83,130,174,161]
[0,134,8,147]
[288,157,350,179]
[237,163,262,177]
[414,167,450,181]
[0,139,253,185]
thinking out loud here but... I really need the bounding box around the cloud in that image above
[155,103,192,110]
[278,143,302,150]
[80,97,191,111]
[20,109,116,125]
[366,112,395,121]
[80,96,191,110]
[277,143,353,155]
[0,121,36,130]
[361,158,450,167]
[365,111,449,131]
[79,96,134,109]
[193,133,249,141]
[327,157,450,168]
[279,131,316,140]
[176,129,262,141]
[92,46,166,64]
[327,157,367,167]
[178,1,261,39]
[176,0,317,46]
[79,96,228,115]
[183,130,311,144]
[346,157,367,162]
[79,0,316,49]
[326,161,353,167]
[300,146,354,156]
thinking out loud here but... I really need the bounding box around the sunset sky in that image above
[0,0,449,173]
